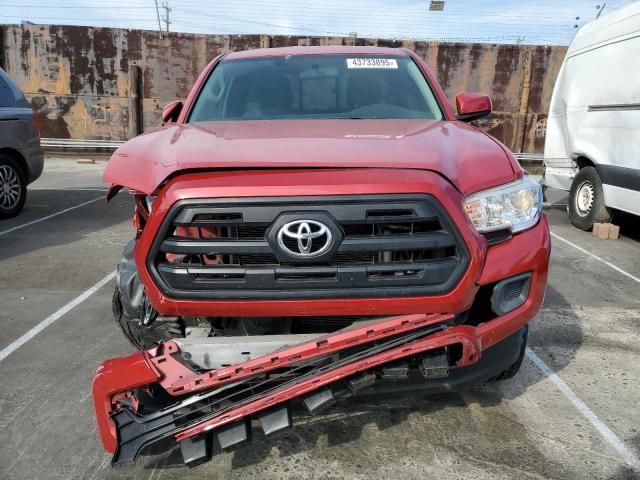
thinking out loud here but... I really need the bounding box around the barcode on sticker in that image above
[346,58,398,69]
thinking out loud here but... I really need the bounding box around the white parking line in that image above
[526,348,640,473]
[0,271,116,363]
[30,187,108,192]
[541,230,640,472]
[0,196,103,237]
[550,231,640,285]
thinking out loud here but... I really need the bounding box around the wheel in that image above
[0,155,27,219]
[568,166,611,230]
[489,326,528,381]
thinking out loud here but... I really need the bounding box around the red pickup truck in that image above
[95,46,549,466]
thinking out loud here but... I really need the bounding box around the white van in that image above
[543,2,640,230]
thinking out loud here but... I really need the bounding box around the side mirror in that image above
[161,100,183,125]
[455,93,492,122]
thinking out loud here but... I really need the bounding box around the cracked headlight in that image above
[463,176,542,234]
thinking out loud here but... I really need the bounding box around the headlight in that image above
[463,176,542,234]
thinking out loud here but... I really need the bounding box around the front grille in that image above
[148,195,469,299]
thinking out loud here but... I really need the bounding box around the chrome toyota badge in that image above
[276,220,333,257]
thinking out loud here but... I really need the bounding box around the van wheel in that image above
[568,167,611,230]
[0,155,27,219]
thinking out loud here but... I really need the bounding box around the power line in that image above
[0,15,157,22]
[175,7,347,36]
[171,18,529,44]
[172,3,606,31]
[0,3,155,8]
[174,7,572,36]
[181,0,615,19]
[172,17,347,36]
[172,9,585,39]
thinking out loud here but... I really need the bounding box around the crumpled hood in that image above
[103,119,518,196]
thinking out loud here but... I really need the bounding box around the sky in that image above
[0,0,637,45]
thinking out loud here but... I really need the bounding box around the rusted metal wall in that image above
[0,24,566,152]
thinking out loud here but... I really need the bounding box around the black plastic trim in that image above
[157,258,459,296]
[594,164,640,193]
[588,103,640,112]
[490,272,531,316]
[147,194,470,300]
[483,228,512,246]
[359,326,527,396]
[456,109,491,122]
[160,232,455,255]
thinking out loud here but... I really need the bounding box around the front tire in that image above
[0,155,27,219]
[489,326,528,381]
[568,166,611,230]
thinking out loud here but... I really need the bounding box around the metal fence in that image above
[40,138,126,149]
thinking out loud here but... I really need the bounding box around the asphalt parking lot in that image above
[0,159,639,480]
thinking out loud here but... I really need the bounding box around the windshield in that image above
[188,54,443,122]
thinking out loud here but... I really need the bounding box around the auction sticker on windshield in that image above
[346,58,398,69]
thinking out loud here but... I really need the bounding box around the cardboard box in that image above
[592,223,603,237]
[593,223,609,239]
[592,223,620,240]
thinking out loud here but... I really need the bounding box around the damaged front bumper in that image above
[93,309,530,467]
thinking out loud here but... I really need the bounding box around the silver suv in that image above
[0,67,44,218]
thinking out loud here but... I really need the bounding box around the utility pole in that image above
[154,0,164,38]
[161,0,172,35]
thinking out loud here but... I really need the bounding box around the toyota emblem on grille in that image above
[277,220,333,258]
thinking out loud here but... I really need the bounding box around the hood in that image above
[103,119,518,197]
